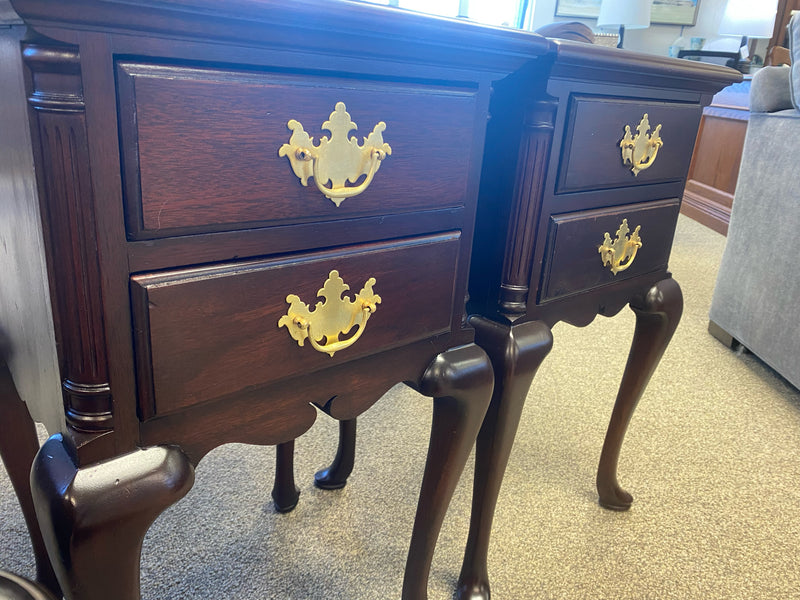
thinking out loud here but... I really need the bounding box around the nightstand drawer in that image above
[117,62,478,239]
[131,232,461,417]
[556,96,702,194]
[539,199,680,302]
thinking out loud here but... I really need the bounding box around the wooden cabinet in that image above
[681,77,751,235]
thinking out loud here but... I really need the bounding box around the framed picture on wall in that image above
[554,0,700,26]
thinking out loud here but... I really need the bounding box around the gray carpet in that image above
[2,215,799,599]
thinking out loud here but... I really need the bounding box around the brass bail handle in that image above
[307,144,386,201]
[278,270,382,357]
[599,219,642,274]
[619,113,663,176]
[279,102,392,206]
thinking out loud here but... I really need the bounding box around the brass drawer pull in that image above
[619,113,663,176]
[279,102,392,206]
[599,219,642,274]
[278,270,381,357]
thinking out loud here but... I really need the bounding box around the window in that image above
[359,0,528,29]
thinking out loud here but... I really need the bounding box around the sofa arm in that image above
[750,66,794,113]
[791,12,799,110]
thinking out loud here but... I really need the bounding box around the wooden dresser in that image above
[0,1,739,599]
[681,77,751,235]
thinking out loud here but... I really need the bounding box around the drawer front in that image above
[131,233,460,416]
[556,95,702,194]
[117,62,478,238]
[539,199,680,302]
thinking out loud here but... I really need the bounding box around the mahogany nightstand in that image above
[0,1,551,598]
[0,2,740,599]
[459,41,740,599]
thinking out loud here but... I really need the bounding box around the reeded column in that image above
[498,99,557,319]
[23,43,114,455]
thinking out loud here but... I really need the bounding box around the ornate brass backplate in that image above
[598,219,642,275]
[279,102,392,206]
[278,270,381,357]
[619,113,663,176]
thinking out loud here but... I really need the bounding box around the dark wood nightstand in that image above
[0,2,549,598]
[0,2,741,599]
[459,41,740,599]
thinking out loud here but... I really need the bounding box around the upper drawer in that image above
[556,95,703,194]
[539,198,680,303]
[131,232,460,417]
[117,62,479,239]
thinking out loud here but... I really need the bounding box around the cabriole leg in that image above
[597,277,683,510]
[31,435,194,600]
[401,343,494,600]
[315,418,357,490]
[272,440,301,512]
[457,318,553,600]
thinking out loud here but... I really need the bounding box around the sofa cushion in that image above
[710,107,800,390]
[790,12,800,109]
[710,108,800,391]
[750,66,793,112]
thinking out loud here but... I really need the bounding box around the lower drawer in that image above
[539,198,680,302]
[131,232,461,417]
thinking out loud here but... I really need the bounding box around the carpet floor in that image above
[2,215,799,599]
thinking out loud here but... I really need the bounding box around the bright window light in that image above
[467,0,523,27]
[358,0,525,28]
[401,0,461,18]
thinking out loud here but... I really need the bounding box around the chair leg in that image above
[0,360,61,598]
[315,418,356,490]
[401,343,494,600]
[597,277,683,510]
[272,440,301,512]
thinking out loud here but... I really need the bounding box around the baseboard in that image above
[681,181,733,236]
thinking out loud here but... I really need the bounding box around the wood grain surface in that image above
[118,62,477,237]
[131,233,460,416]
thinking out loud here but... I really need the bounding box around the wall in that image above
[529,0,768,58]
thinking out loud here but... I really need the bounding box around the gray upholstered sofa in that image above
[709,14,800,390]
